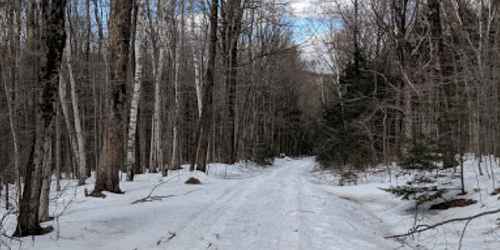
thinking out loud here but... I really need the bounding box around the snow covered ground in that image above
[3,158,398,250]
[4,156,498,250]
[312,155,500,250]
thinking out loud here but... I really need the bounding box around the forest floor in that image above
[4,156,500,250]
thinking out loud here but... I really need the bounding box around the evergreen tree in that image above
[317,51,375,169]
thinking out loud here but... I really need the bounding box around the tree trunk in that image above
[191,0,219,172]
[222,0,243,164]
[5,0,22,203]
[92,0,104,178]
[190,0,203,117]
[150,52,165,174]
[392,0,412,156]
[428,0,456,168]
[58,72,80,181]
[64,23,88,185]
[147,0,168,174]
[3,59,21,203]
[39,140,53,222]
[14,0,67,236]
[56,106,62,192]
[92,0,133,195]
[127,0,146,181]
[171,0,186,171]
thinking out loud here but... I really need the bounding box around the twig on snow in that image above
[0,208,21,249]
[131,176,178,204]
[457,218,472,250]
[132,175,202,204]
[385,208,500,239]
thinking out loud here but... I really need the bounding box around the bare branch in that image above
[385,208,500,239]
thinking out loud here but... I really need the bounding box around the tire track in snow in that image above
[206,160,305,250]
[164,158,398,250]
[165,167,276,249]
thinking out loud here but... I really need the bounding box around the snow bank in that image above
[311,156,500,250]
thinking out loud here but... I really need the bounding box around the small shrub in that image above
[382,185,445,205]
[384,139,458,205]
[400,140,440,171]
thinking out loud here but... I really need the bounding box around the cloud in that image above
[284,0,347,72]
[288,0,321,18]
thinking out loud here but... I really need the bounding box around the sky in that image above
[286,0,341,72]
[87,0,339,72]
[288,0,327,43]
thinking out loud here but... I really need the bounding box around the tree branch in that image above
[385,208,500,239]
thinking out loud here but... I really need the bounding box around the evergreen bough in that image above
[384,139,456,205]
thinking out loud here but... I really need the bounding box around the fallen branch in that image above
[457,218,472,250]
[132,175,202,205]
[156,231,176,246]
[131,176,178,204]
[132,194,176,204]
[385,208,500,239]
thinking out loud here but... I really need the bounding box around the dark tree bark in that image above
[222,0,243,164]
[92,0,133,194]
[428,0,456,168]
[14,0,67,237]
[191,0,219,172]
[391,0,412,156]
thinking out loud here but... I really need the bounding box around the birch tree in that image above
[147,0,168,175]
[3,0,22,201]
[127,0,147,181]
[191,0,204,116]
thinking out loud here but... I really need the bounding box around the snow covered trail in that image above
[170,158,397,250]
[13,158,397,250]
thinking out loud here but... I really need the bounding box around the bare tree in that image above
[127,0,147,181]
[14,0,67,237]
[91,0,134,195]
[191,0,220,172]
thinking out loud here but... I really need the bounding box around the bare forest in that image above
[0,0,500,249]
